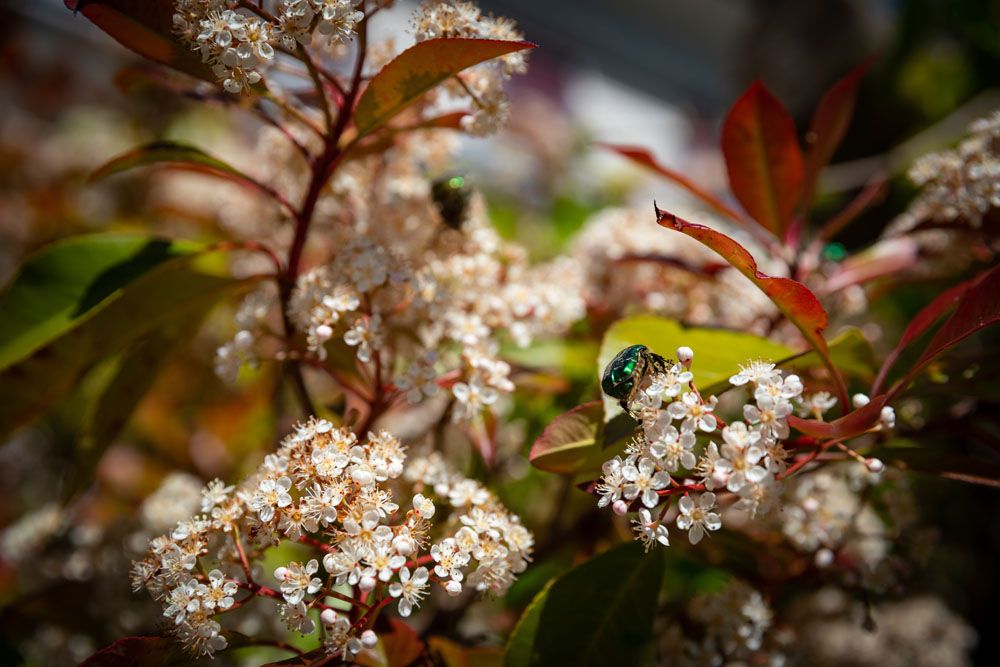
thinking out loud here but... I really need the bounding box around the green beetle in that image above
[601,344,671,412]
[431,174,473,230]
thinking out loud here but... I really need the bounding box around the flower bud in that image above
[676,346,694,367]
[361,630,378,648]
[445,580,463,596]
[866,457,884,473]
[815,548,834,568]
[359,575,376,592]
[273,566,288,581]
[320,608,338,626]
[612,500,628,516]
[315,324,334,342]
[234,329,254,350]
[852,393,870,408]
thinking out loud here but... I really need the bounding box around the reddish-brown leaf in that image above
[529,401,603,475]
[602,144,747,226]
[381,618,425,667]
[655,205,847,407]
[353,38,534,139]
[721,81,804,237]
[802,58,874,206]
[66,0,215,83]
[871,274,980,394]
[788,395,887,440]
[80,636,189,667]
[888,264,1000,399]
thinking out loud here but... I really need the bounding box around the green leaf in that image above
[0,246,254,437]
[781,327,876,382]
[90,142,289,210]
[0,234,198,370]
[505,543,663,667]
[598,315,792,421]
[503,339,598,380]
[70,312,209,497]
[353,38,534,139]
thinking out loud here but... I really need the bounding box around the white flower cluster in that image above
[172,0,363,93]
[571,207,777,333]
[889,110,1000,235]
[412,1,528,135]
[130,418,532,657]
[276,212,584,422]
[596,350,805,550]
[658,579,778,666]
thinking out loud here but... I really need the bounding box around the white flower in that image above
[344,314,382,363]
[451,380,499,421]
[667,392,718,433]
[202,570,237,611]
[633,508,670,551]
[250,476,293,522]
[413,493,435,519]
[596,457,626,508]
[744,394,792,440]
[730,361,780,387]
[676,492,722,544]
[648,424,697,472]
[200,479,234,513]
[276,559,323,605]
[389,566,429,617]
[280,600,315,634]
[622,457,671,508]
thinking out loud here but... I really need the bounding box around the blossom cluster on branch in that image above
[130,418,532,657]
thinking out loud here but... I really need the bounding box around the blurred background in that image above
[2,0,1000,664]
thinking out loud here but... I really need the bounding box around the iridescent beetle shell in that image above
[601,344,648,402]
[431,174,473,230]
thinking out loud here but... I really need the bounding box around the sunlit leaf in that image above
[655,206,846,406]
[803,59,873,205]
[90,142,290,211]
[353,38,534,139]
[505,543,663,667]
[598,314,792,421]
[502,339,598,381]
[429,636,503,667]
[721,81,804,237]
[781,327,877,383]
[0,234,198,370]
[0,248,255,437]
[65,0,215,83]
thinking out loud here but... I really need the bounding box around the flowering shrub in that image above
[0,1,998,665]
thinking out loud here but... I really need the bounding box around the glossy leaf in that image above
[803,59,873,205]
[894,264,1000,398]
[655,206,846,407]
[598,314,792,421]
[502,339,598,381]
[353,38,534,139]
[505,542,663,667]
[529,401,603,475]
[602,144,747,225]
[781,327,877,382]
[90,141,290,211]
[0,234,197,370]
[65,0,215,83]
[721,81,804,237]
[0,250,253,437]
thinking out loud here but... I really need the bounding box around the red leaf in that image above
[655,205,847,407]
[871,274,980,394]
[80,636,185,667]
[90,141,294,214]
[889,264,1000,398]
[789,395,887,440]
[602,145,748,227]
[721,81,805,238]
[66,0,215,83]
[803,58,874,206]
[353,38,534,139]
[529,401,603,475]
[381,618,425,667]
